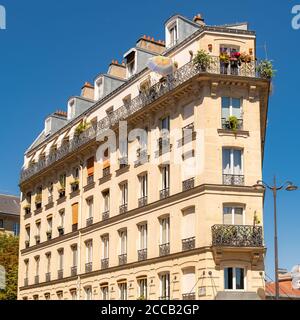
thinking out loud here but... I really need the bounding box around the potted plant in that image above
[228,116,239,131]
[74,120,91,137]
[257,60,275,79]
[57,226,64,236]
[240,52,252,63]
[46,230,52,240]
[58,185,66,198]
[193,50,212,72]
[219,51,230,74]
[230,50,241,75]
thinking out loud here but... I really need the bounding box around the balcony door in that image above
[222,148,243,176]
[223,206,244,225]
[221,97,242,122]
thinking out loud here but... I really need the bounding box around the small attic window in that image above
[68,99,76,120]
[96,78,104,101]
[126,51,136,78]
[45,118,51,136]
[168,22,178,47]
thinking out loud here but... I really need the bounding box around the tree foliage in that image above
[0,234,19,300]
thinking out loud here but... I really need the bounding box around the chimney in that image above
[107,60,126,79]
[136,35,165,54]
[53,110,67,118]
[81,82,94,100]
[193,13,205,26]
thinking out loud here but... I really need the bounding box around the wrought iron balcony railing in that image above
[182,237,196,251]
[34,275,39,285]
[159,243,170,256]
[85,262,93,273]
[87,175,94,185]
[221,118,243,131]
[45,272,51,282]
[101,258,109,270]
[223,174,245,186]
[182,178,195,191]
[71,266,77,277]
[182,293,196,300]
[159,295,170,300]
[160,188,170,199]
[20,57,264,184]
[138,196,148,208]
[119,204,128,214]
[212,224,263,247]
[57,269,63,279]
[86,217,93,227]
[24,278,28,287]
[102,210,110,220]
[119,254,127,266]
[138,248,147,261]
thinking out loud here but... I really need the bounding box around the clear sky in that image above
[0,0,299,279]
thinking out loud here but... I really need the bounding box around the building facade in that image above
[0,194,20,236]
[18,13,270,300]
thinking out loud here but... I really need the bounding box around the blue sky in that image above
[0,0,299,278]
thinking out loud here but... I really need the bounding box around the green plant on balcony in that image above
[193,50,212,71]
[257,60,275,79]
[70,179,79,186]
[74,120,91,137]
[137,295,146,300]
[228,116,239,131]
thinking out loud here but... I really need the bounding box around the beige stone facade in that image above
[18,14,270,300]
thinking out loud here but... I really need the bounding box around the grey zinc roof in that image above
[0,194,20,216]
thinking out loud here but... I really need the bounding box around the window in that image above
[48,182,53,198]
[139,174,148,198]
[126,51,136,78]
[72,245,78,267]
[161,165,170,190]
[68,99,76,119]
[120,182,128,206]
[33,295,39,300]
[25,227,30,242]
[160,273,170,299]
[24,260,29,279]
[101,285,109,300]
[59,173,66,189]
[106,106,114,116]
[161,116,170,131]
[139,224,147,250]
[34,257,39,276]
[224,267,245,290]
[85,286,92,300]
[138,278,147,299]
[169,23,178,46]
[122,94,131,107]
[35,221,41,237]
[223,206,244,225]
[182,268,196,295]
[59,210,65,228]
[47,217,52,232]
[182,208,195,240]
[102,235,109,259]
[160,217,170,245]
[13,222,20,236]
[222,148,243,176]
[119,230,127,255]
[57,291,63,300]
[86,240,93,264]
[87,198,94,219]
[103,190,110,212]
[72,203,78,227]
[119,282,127,300]
[86,156,95,180]
[58,249,64,271]
[46,253,51,274]
[221,97,242,121]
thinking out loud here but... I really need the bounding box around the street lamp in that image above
[253,176,298,300]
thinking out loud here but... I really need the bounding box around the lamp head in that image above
[286,183,298,191]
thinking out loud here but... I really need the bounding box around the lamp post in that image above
[253,176,297,300]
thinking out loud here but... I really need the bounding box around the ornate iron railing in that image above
[71,266,77,277]
[102,210,110,220]
[138,196,148,208]
[45,272,51,282]
[87,175,94,185]
[57,269,63,280]
[221,118,243,131]
[160,188,170,199]
[182,237,196,251]
[86,217,93,227]
[20,57,263,183]
[138,249,147,261]
[223,174,245,186]
[119,204,128,214]
[182,293,196,300]
[212,224,263,247]
[159,243,170,256]
[85,262,93,273]
[101,258,109,270]
[118,254,127,266]
[182,178,195,191]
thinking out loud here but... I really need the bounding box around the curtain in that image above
[233,150,242,175]
[72,203,78,225]
[221,97,230,119]
[222,149,231,174]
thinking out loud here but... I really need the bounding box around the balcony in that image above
[119,204,128,214]
[35,235,40,245]
[182,237,196,251]
[25,240,30,248]
[34,275,39,285]
[46,231,52,240]
[85,262,93,273]
[57,269,63,279]
[101,258,109,270]
[182,178,195,191]
[45,272,51,282]
[221,118,243,131]
[20,57,266,184]
[119,254,127,266]
[223,174,244,186]
[138,196,148,208]
[103,167,110,178]
[212,224,263,248]
[159,243,170,257]
[87,175,94,185]
[119,156,128,169]
[182,293,196,300]
[138,249,147,261]
[160,188,170,200]
[70,181,79,193]
[24,278,28,287]
[57,226,64,236]
[71,266,77,277]
[102,210,110,221]
[72,224,78,232]
[86,217,93,227]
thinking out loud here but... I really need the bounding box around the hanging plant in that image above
[257,60,275,79]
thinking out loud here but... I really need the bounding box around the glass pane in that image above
[221,97,230,119]
[236,268,244,290]
[222,149,231,174]
[232,98,241,118]
[223,207,232,224]
[233,150,242,175]
[224,268,233,289]
[234,208,244,225]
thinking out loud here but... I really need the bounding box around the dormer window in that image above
[125,51,136,78]
[45,118,51,136]
[68,99,76,120]
[96,78,104,101]
[166,20,178,48]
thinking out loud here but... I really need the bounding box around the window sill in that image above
[217,129,249,137]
